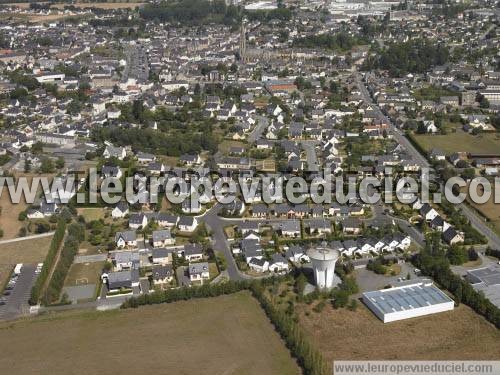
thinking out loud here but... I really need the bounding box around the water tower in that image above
[307,243,341,289]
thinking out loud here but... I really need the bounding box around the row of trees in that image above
[121,279,251,307]
[413,233,500,328]
[91,125,219,157]
[43,222,86,305]
[29,220,67,305]
[250,282,328,375]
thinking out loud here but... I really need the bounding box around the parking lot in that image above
[0,264,40,320]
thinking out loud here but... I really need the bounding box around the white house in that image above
[115,231,137,248]
[178,216,198,232]
[189,262,210,284]
[112,201,129,218]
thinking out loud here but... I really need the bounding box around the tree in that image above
[447,245,467,265]
[55,157,65,170]
[40,157,55,173]
[24,158,31,173]
[295,272,308,296]
[468,247,479,261]
[331,289,349,308]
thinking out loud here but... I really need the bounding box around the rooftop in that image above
[363,280,454,315]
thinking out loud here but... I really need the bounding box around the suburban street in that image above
[247,116,269,143]
[301,140,320,172]
[356,73,500,250]
[198,204,249,281]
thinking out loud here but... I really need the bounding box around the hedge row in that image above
[250,283,328,375]
[43,222,85,305]
[121,280,251,308]
[29,220,66,305]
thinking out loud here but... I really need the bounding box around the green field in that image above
[413,131,500,155]
[0,292,299,375]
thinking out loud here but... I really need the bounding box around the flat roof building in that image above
[466,265,500,308]
[363,280,454,323]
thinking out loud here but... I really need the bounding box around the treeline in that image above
[121,279,250,307]
[250,282,328,375]
[91,126,219,156]
[122,277,328,375]
[43,222,86,305]
[139,0,240,25]
[362,39,449,77]
[29,220,66,305]
[413,235,500,328]
[245,7,292,22]
[293,32,362,52]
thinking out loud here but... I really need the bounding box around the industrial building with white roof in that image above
[362,279,455,323]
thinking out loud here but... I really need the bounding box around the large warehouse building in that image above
[466,265,500,308]
[363,280,454,323]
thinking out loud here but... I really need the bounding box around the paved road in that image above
[247,116,269,143]
[0,231,54,245]
[301,140,320,172]
[0,264,37,321]
[356,73,500,250]
[198,204,249,281]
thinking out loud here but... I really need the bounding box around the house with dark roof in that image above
[152,229,175,247]
[115,230,137,248]
[152,265,174,286]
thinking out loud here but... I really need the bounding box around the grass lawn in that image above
[224,225,236,239]
[385,263,401,276]
[0,292,299,375]
[0,192,27,239]
[77,207,106,222]
[0,235,53,264]
[298,302,500,364]
[64,261,105,287]
[413,130,500,155]
[209,262,219,280]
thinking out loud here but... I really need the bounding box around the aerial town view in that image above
[0,0,499,374]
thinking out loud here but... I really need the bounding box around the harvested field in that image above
[0,292,299,375]
[298,302,500,362]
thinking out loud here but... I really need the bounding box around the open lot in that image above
[0,292,299,375]
[298,302,500,362]
[77,207,106,222]
[413,130,500,155]
[0,235,53,264]
[463,184,500,235]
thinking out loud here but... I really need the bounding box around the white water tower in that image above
[307,243,341,289]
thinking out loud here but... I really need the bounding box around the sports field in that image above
[0,292,299,375]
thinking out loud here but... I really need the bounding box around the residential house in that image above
[115,230,137,248]
[189,262,210,284]
[152,229,175,247]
